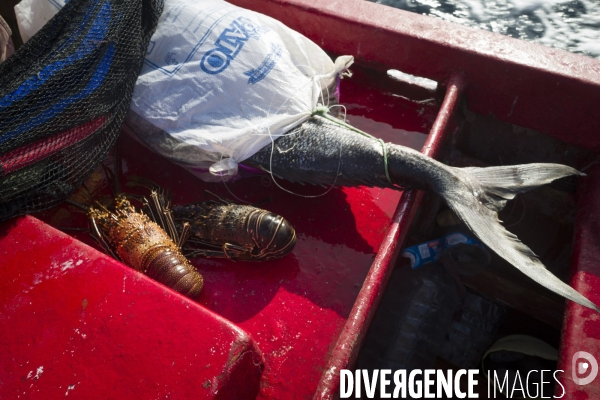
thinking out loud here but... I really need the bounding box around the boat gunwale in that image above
[229,0,600,152]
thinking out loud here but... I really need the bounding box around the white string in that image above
[318,73,332,109]
[214,62,345,199]
[220,174,254,204]
[327,104,348,123]
[504,196,526,228]
[580,159,599,173]
[258,66,345,198]
[215,74,316,201]
[265,122,343,198]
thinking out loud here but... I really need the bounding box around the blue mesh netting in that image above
[0,0,163,220]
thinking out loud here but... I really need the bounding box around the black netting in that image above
[0,0,163,220]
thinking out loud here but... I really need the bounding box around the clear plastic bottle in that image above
[358,262,460,372]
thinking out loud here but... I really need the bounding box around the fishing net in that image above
[0,0,163,221]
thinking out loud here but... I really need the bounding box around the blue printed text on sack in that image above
[200,17,263,75]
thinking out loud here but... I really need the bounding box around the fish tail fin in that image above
[442,163,599,312]
[460,163,585,212]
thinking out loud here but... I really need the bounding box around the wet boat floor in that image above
[30,65,437,398]
[19,62,591,398]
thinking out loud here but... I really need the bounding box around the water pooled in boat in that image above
[369,0,600,59]
[344,113,427,150]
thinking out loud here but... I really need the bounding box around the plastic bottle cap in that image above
[209,158,239,177]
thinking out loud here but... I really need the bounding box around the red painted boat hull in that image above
[1,0,599,398]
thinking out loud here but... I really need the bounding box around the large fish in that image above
[243,113,600,313]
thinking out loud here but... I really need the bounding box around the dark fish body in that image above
[245,114,599,312]
[248,115,431,190]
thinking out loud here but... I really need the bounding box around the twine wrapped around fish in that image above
[17,0,600,312]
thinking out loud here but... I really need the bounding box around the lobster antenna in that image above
[65,199,90,212]
[113,144,122,194]
[204,190,233,204]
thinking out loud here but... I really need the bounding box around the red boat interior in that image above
[1,0,600,398]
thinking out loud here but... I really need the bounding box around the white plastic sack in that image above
[16,0,353,181]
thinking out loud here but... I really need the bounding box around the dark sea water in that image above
[368,0,600,59]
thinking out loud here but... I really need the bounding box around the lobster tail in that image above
[144,246,204,299]
[89,195,204,300]
[0,0,163,220]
